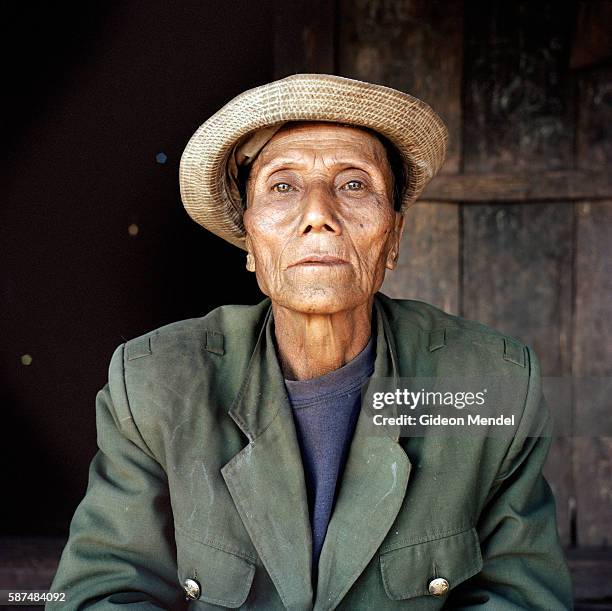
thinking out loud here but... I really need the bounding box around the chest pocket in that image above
[175,526,256,608]
[379,526,483,601]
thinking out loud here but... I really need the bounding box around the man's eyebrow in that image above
[257,157,379,173]
[257,158,303,172]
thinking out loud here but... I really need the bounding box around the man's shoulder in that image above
[120,298,271,363]
[380,294,545,445]
[377,292,533,370]
[105,299,272,456]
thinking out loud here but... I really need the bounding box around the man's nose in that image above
[297,184,342,236]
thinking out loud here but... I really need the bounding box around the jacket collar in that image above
[221,293,412,610]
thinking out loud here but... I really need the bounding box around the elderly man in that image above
[48,74,572,610]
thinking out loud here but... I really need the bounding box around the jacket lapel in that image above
[221,303,314,611]
[313,296,412,610]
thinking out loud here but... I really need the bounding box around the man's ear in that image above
[245,234,256,272]
[385,212,405,271]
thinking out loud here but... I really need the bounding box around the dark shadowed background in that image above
[3,0,611,606]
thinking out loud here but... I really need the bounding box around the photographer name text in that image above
[372,413,516,427]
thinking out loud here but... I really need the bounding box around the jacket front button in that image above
[428,577,449,597]
[183,578,201,600]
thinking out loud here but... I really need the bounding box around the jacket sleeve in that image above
[447,345,573,610]
[46,343,186,611]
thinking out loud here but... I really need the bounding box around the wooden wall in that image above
[274,0,612,583]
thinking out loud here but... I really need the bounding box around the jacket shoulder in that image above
[377,292,532,370]
[121,298,270,362]
[106,299,271,466]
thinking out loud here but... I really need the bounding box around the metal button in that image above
[183,578,201,600]
[428,577,449,597]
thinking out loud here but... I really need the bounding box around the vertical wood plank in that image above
[337,0,463,312]
[463,1,576,173]
[384,202,459,314]
[462,0,577,544]
[462,203,574,364]
[573,57,612,546]
[575,61,612,168]
[573,201,612,546]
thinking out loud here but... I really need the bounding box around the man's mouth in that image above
[287,254,349,268]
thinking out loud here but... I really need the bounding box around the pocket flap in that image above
[380,526,483,600]
[176,526,256,608]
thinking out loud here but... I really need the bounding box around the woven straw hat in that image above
[179,73,448,250]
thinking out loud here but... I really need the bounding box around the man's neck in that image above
[272,300,373,381]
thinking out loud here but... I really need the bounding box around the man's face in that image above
[243,122,404,314]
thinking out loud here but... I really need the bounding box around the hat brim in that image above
[179,73,448,251]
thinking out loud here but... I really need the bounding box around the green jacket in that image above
[48,293,572,610]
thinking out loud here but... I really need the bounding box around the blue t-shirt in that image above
[283,333,375,584]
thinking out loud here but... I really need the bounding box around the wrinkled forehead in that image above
[253,120,389,166]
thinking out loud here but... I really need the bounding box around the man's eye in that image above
[272,182,293,193]
[343,180,364,191]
